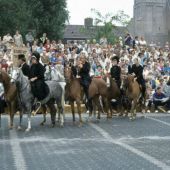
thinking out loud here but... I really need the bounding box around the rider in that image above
[78,55,93,112]
[110,56,121,88]
[18,54,30,78]
[128,57,146,99]
[29,52,49,101]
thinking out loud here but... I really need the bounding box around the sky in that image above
[67,0,134,25]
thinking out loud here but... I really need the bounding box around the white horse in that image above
[11,68,65,131]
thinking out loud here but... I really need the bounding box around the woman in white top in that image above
[14,30,23,47]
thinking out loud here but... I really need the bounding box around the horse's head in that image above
[64,66,72,83]
[11,68,22,84]
[0,70,10,83]
[44,65,51,80]
[121,74,135,90]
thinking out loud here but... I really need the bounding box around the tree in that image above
[0,0,68,40]
[91,9,130,44]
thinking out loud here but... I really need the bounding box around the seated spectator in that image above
[153,87,170,112]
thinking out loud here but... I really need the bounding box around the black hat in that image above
[18,54,25,60]
[31,52,40,62]
[112,56,119,63]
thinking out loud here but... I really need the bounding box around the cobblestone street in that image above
[0,113,170,170]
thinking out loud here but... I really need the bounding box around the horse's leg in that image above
[57,101,64,127]
[18,107,23,130]
[130,100,137,120]
[40,105,47,126]
[25,106,32,132]
[95,96,102,122]
[76,100,82,127]
[57,91,65,127]
[9,102,15,129]
[103,97,110,119]
[48,101,56,127]
[70,101,76,124]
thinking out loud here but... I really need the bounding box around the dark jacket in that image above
[30,63,49,100]
[110,65,121,81]
[79,62,91,87]
[21,63,30,78]
[71,65,78,77]
[128,64,144,83]
[29,63,45,80]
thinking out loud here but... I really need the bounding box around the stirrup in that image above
[32,102,41,116]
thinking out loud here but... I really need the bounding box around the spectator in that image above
[14,30,23,47]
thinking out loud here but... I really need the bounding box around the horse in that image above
[44,64,66,123]
[0,70,17,129]
[64,66,110,124]
[64,66,83,126]
[88,77,110,120]
[11,68,65,131]
[106,77,122,117]
[121,74,141,120]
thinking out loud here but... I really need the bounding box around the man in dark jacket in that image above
[110,56,121,88]
[128,57,146,99]
[78,55,93,112]
[29,52,49,101]
[18,54,30,77]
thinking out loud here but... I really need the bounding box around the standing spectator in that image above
[32,41,38,52]
[25,32,34,47]
[40,33,48,45]
[124,33,132,47]
[14,30,23,47]
[3,33,13,45]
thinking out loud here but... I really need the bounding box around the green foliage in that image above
[91,9,130,44]
[0,0,68,40]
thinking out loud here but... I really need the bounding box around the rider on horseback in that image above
[128,57,146,100]
[29,52,49,101]
[110,56,121,88]
[18,54,30,78]
[78,55,93,112]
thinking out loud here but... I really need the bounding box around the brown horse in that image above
[64,66,110,123]
[0,71,17,128]
[121,74,141,120]
[106,77,121,117]
[64,67,83,126]
[88,77,110,120]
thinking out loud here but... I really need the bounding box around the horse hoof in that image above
[40,122,45,126]
[132,117,136,120]
[129,117,133,121]
[9,126,14,130]
[59,124,64,128]
[17,126,22,131]
[25,128,31,132]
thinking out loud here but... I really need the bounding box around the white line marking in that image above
[90,123,170,170]
[8,117,27,170]
[147,117,170,127]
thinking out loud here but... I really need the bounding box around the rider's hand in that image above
[30,77,37,82]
